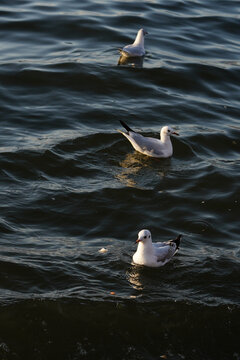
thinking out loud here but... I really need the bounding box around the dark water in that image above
[0,0,240,359]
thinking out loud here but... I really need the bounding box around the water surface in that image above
[0,0,239,359]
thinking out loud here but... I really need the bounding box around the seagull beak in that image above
[172,131,179,136]
[136,238,141,243]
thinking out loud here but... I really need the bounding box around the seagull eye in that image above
[143,236,147,239]
[168,129,170,132]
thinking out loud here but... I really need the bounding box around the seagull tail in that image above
[119,120,135,133]
[171,234,182,250]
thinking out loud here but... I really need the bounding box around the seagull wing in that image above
[153,243,171,261]
[122,44,145,57]
[118,128,166,157]
[153,242,177,264]
[130,133,166,157]
[118,131,145,153]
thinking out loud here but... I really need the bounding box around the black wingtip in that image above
[173,234,182,250]
[119,120,135,133]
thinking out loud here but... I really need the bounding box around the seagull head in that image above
[161,126,179,137]
[139,28,148,36]
[136,229,152,243]
[134,29,148,47]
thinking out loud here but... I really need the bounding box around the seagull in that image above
[118,120,179,158]
[133,229,182,267]
[119,28,148,58]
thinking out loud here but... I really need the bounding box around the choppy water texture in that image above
[0,0,240,359]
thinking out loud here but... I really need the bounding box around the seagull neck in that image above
[133,32,144,47]
[137,240,154,255]
[160,133,171,144]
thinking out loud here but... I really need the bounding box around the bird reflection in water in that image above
[118,55,144,68]
[116,152,171,188]
[116,152,149,187]
[127,266,145,290]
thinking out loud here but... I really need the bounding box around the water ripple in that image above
[0,0,239,358]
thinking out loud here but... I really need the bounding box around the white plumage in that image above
[118,120,179,158]
[133,229,182,267]
[119,28,147,57]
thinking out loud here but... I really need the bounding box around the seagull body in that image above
[118,120,179,158]
[133,229,182,267]
[119,28,147,58]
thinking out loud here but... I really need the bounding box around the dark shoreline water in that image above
[1,299,239,360]
[0,0,240,359]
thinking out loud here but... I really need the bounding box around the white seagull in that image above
[118,120,179,158]
[119,28,148,57]
[133,229,182,267]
